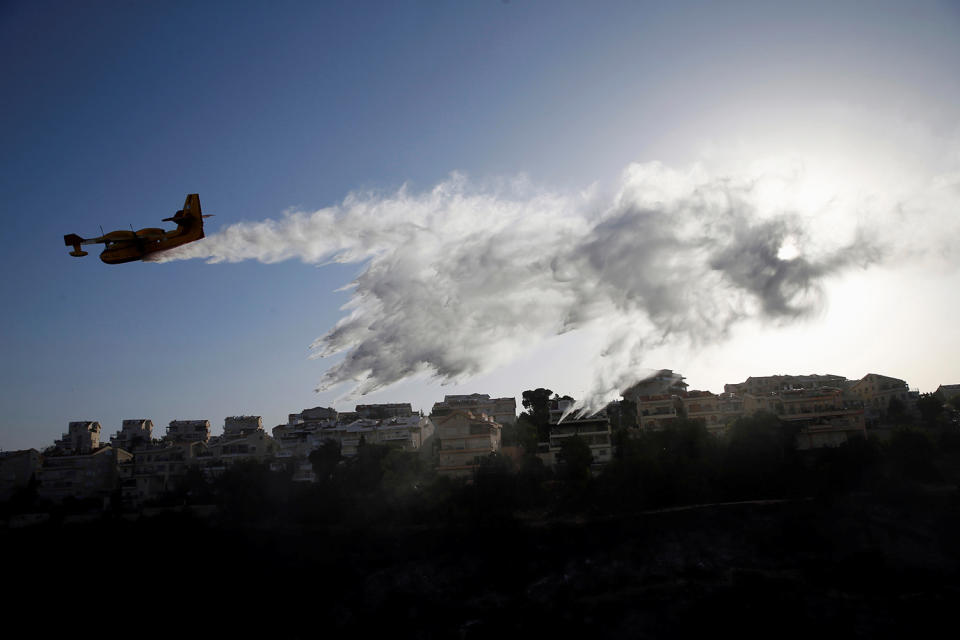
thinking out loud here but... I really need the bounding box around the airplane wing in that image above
[64,233,105,246]
[63,233,102,257]
[63,229,161,257]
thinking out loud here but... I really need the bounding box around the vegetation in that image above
[520,387,554,442]
[8,405,960,527]
[501,414,538,450]
[917,392,947,427]
[6,409,960,638]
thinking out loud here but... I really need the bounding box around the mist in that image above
[154,158,957,415]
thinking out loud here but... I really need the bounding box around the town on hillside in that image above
[2,371,959,516]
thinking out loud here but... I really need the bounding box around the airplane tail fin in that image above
[64,233,88,257]
[161,194,210,239]
[162,194,202,223]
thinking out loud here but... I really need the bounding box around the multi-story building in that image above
[206,416,278,471]
[273,408,436,480]
[338,416,436,457]
[0,449,40,500]
[716,392,745,425]
[724,373,848,395]
[305,416,436,457]
[847,373,911,424]
[118,440,208,507]
[166,419,211,444]
[622,369,688,404]
[272,407,340,481]
[110,419,154,452]
[937,384,960,402]
[635,389,739,434]
[679,391,728,435]
[52,421,101,455]
[541,397,612,469]
[637,395,680,431]
[744,387,866,449]
[435,410,502,479]
[289,406,338,425]
[355,403,414,420]
[37,440,133,502]
[271,430,328,482]
[431,394,517,425]
[336,411,359,424]
[223,415,263,438]
[622,370,690,432]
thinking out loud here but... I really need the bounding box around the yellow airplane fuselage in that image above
[65,194,208,264]
[99,228,205,264]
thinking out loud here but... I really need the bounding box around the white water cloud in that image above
[154,157,958,415]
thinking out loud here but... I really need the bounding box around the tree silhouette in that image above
[521,388,554,442]
[917,393,945,427]
[558,435,592,484]
[309,439,341,484]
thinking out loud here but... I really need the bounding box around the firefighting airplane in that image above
[64,194,212,264]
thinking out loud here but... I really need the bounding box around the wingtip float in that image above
[64,194,213,264]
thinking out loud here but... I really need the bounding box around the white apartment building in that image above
[435,410,502,479]
[431,394,517,425]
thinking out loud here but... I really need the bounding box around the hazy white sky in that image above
[1,1,958,449]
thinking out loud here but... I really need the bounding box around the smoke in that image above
[154,158,955,416]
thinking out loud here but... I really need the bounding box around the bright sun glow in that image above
[777,236,800,261]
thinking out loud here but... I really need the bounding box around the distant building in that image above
[110,419,154,452]
[724,373,848,395]
[337,416,436,457]
[936,384,960,401]
[679,391,729,435]
[355,403,414,420]
[431,394,517,425]
[0,449,40,500]
[272,408,340,481]
[847,373,910,424]
[37,444,131,503]
[435,410,502,479]
[633,389,744,435]
[223,415,263,438]
[716,392,745,425]
[622,370,691,432]
[540,397,612,469]
[166,420,211,444]
[273,408,435,480]
[294,416,435,458]
[119,441,208,507]
[207,416,278,471]
[52,421,101,455]
[637,395,680,431]
[290,406,338,424]
[744,387,866,449]
[622,369,688,403]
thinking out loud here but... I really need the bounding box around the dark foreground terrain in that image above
[6,491,959,639]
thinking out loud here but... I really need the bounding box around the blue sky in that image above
[2,1,959,450]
